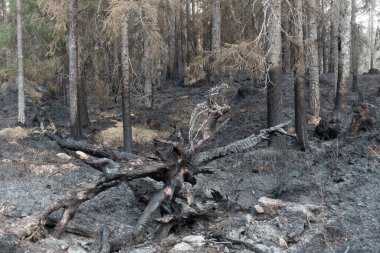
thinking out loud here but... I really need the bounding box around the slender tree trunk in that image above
[317,0,324,75]
[267,0,284,148]
[369,0,375,70]
[191,0,197,55]
[211,0,221,51]
[322,0,329,74]
[351,0,359,93]
[293,0,308,151]
[334,0,351,114]
[121,13,132,153]
[77,34,90,129]
[112,40,120,98]
[185,0,191,64]
[175,2,184,83]
[3,0,10,67]
[308,0,320,120]
[16,0,25,125]
[143,25,152,108]
[68,0,81,139]
[166,0,176,79]
[330,0,339,92]
[282,2,291,74]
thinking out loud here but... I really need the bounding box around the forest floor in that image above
[0,73,379,253]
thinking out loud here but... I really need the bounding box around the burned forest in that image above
[0,0,379,252]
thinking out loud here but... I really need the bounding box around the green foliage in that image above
[0,24,16,48]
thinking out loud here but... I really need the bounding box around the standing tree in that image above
[266,0,284,148]
[293,0,308,151]
[329,0,339,93]
[16,0,25,125]
[166,0,176,80]
[121,11,132,153]
[334,0,351,114]
[351,0,360,93]
[211,0,221,51]
[308,0,320,122]
[3,0,10,67]
[142,6,154,108]
[369,0,375,70]
[68,0,81,139]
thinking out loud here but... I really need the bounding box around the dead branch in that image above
[38,159,168,238]
[45,131,137,161]
[193,121,292,164]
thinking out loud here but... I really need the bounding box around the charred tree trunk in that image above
[76,28,90,129]
[351,0,360,94]
[282,2,291,74]
[369,0,375,70]
[175,2,185,84]
[3,0,10,67]
[308,0,321,121]
[166,0,176,80]
[211,0,221,51]
[16,0,25,125]
[121,13,132,153]
[329,0,339,93]
[68,0,81,139]
[142,8,154,108]
[334,0,351,114]
[293,0,308,151]
[266,0,284,148]
[322,0,329,74]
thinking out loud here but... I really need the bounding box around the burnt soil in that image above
[0,73,379,253]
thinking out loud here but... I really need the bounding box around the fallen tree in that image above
[9,84,294,251]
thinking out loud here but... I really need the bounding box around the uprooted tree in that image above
[9,84,294,250]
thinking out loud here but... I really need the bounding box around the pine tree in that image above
[16,0,25,125]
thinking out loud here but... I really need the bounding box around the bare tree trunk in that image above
[166,0,176,79]
[351,0,359,93]
[293,0,308,151]
[267,0,284,148]
[68,0,81,139]
[143,29,152,108]
[121,13,132,153]
[3,0,10,67]
[329,0,339,93]
[16,0,25,125]
[369,0,375,70]
[175,1,184,83]
[308,0,320,121]
[334,0,351,114]
[282,2,291,74]
[191,0,197,55]
[76,26,90,129]
[322,0,329,74]
[112,40,120,98]
[211,0,221,51]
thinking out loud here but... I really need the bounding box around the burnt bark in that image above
[121,13,133,153]
[16,0,25,125]
[68,0,81,139]
[266,0,284,148]
[334,0,351,114]
[293,0,308,151]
